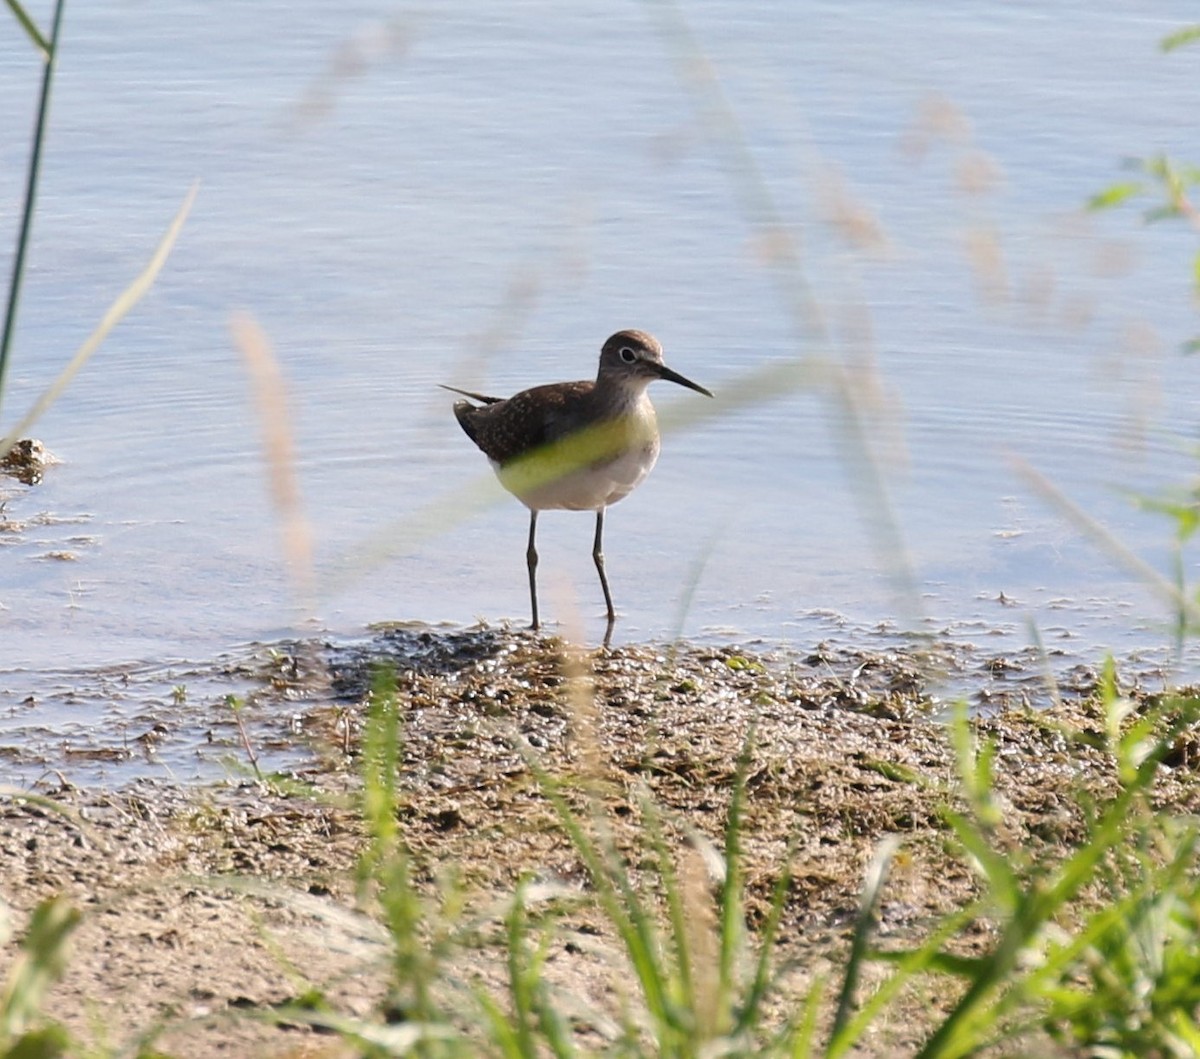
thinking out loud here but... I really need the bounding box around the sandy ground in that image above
[3,628,1198,1056]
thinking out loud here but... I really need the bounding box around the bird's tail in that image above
[438,383,503,405]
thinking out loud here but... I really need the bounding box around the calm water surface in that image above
[3,1,1200,721]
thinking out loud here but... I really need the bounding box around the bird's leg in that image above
[592,508,616,644]
[526,510,540,631]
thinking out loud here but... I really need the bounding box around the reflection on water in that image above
[2,2,1199,719]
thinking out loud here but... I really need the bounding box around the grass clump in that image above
[877,674,1200,1058]
[295,653,1200,1059]
[0,895,78,1058]
[324,665,830,1057]
[5,643,1200,1057]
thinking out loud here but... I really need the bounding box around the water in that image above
[3,0,1200,740]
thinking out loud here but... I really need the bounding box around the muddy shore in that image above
[3,628,1197,1056]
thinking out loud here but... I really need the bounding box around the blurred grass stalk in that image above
[319,356,824,603]
[319,0,918,628]
[1013,457,1200,636]
[0,894,79,1054]
[643,0,922,623]
[1,1,197,463]
[231,311,316,615]
[0,184,198,460]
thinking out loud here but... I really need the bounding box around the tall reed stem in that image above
[0,0,67,426]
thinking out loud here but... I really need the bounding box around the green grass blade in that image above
[1161,24,1200,51]
[361,669,442,1034]
[941,808,1019,911]
[505,889,577,1059]
[717,731,754,1017]
[0,895,80,1041]
[504,883,541,1059]
[475,987,524,1058]
[788,975,824,1058]
[668,521,725,646]
[828,835,899,1049]
[4,0,50,55]
[4,1024,71,1057]
[913,700,1197,1059]
[1086,180,1144,211]
[832,900,985,1057]
[638,797,693,1019]
[735,833,796,1036]
[0,0,65,420]
[359,665,400,852]
[1016,850,1187,1009]
[0,181,199,459]
[944,704,1020,911]
[535,770,673,1034]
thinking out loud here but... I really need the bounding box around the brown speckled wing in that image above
[458,380,595,465]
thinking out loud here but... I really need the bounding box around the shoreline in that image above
[3,622,1175,791]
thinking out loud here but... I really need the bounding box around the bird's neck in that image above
[593,375,653,417]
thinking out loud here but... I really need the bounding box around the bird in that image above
[442,329,713,643]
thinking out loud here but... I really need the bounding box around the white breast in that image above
[494,402,662,512]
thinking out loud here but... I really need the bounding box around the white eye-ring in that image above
[619,346,637,364]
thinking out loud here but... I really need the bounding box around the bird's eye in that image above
[619,346,637,364]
